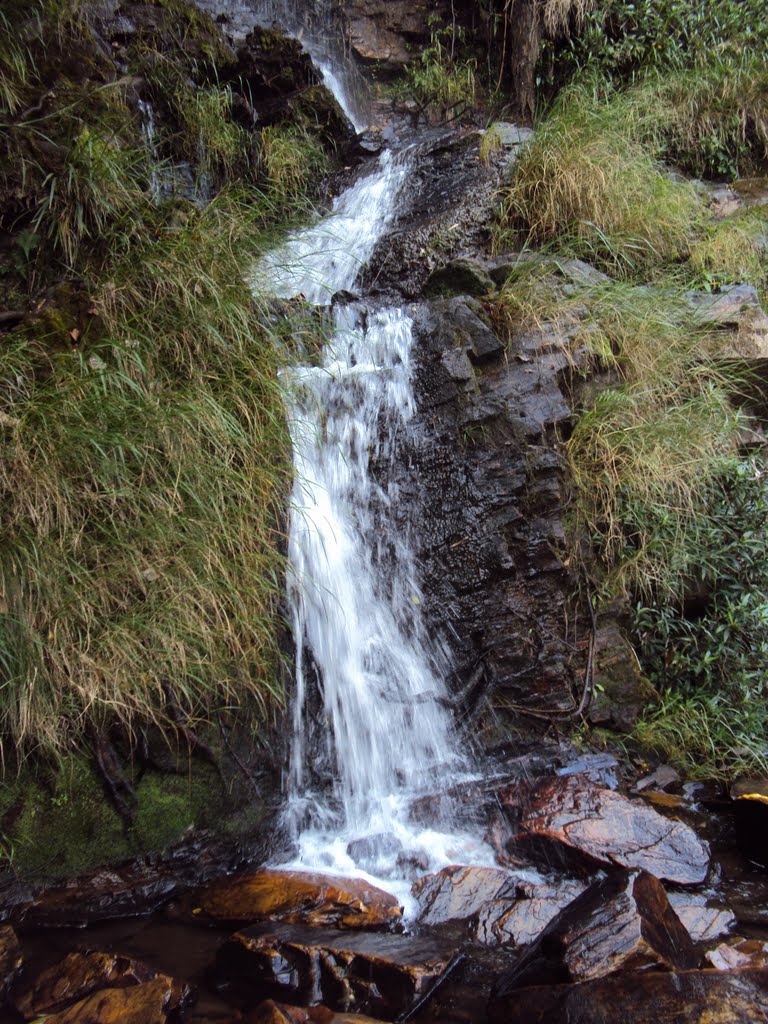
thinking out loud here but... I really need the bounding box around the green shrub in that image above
[258,123,328,205]
[550,0,768,89]
[399,20,477,123]
[0,190,292,757]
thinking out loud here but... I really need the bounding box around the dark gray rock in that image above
[425,257,494,297]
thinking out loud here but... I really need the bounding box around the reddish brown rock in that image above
[217,922,450,1020]
[14,946,191,1019]
[36,976,183,1024]
[14,950,191,1019]
[0,925,22,1002]
[182,869,402,931]
[247,1000,334,1024]
[706,938,768,971]
[498,775,710,884]
[491,870,696,997]
[487,968,768,1024]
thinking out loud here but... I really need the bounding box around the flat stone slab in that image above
[488,968,768,1024]
[180,868,402,930]
[473,877,586,947]
[217,922,451,1020]
[667,893,735,944]
[498,774,710,885]
[412,864,585,947]
[413,866,513,926]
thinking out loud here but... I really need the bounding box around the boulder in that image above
[472,878,586,948]
[491,870,696,996]
[13,950,191,1019]
[217,922,450,1019]
[32,976,186,1024]
[497,774,710,884]
[588,620,659,732]
[346,835,403,874]
[180,868,402,930]
[425,258,494,298]
[487,968,768,1024]
[413,866,513,926]
[248,1001,334,1024]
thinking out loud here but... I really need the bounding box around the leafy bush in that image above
[550,0,768,87]
[399,20,477,123]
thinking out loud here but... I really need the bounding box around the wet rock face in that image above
[667,893,736,944]
[217,922,450,1019]
[412,864,586,947]
[341,0,453,70]
[496,775,710,884]
[180,869,403,930]
[399,294,587,717]
[487,968,768,1024]
[31,976,184,1024]
[492,870,697,996]
[413,866,513,926]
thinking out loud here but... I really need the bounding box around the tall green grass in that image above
[1,190,295,755]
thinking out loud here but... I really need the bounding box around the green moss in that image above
[1,757,130,880]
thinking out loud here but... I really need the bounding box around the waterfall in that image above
[193,0,368,131]
[248,7,495,910]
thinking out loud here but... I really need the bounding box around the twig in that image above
[396,950,466,1024]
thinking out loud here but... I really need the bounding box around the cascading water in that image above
[193,0,368,131]
[253,140,495,913]
[246,7,499,914]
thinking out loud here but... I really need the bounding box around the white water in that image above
[252,26,496,915]
[253,149,408,304]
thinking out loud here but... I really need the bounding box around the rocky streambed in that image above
[3,752,768,1023]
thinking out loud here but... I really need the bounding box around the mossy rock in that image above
[589,620,659,733]
[425,258,495,298]
[0,737,272,884]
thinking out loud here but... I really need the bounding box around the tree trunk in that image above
[508,0,542,124]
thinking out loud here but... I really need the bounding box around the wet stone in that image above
[424,258,494,298]
[472,878,586,948]
[217,922,450,1020]
[413,866,513,926]
[491,870,696,995]
[666,893,735,944]
[180,868,402,930]
[247,1000,334,1024]
[346,835,404,873]
[13,950,191,1019]
[488,968,768,1024]
[497,774,710,885]
[33,975,186,1024]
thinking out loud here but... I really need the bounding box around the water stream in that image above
[253,57,495,915]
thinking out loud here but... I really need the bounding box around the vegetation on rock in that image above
[491,0,768,778]
[0,0,334,775]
